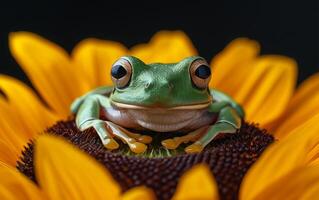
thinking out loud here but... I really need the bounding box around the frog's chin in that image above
[126,109,207,132]
[107,100,213,132]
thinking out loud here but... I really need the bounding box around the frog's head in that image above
[109,56,212,110]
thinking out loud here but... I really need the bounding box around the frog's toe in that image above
[128,142,147,154]
[103,138,120,150]
[161,139,179,149]
[185,143,204,153]
[136,135,153,144]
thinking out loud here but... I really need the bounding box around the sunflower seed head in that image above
[17,120,273,200]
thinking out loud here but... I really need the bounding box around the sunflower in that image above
[0,30,319,199]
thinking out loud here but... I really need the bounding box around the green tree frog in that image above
[71,56,244,154]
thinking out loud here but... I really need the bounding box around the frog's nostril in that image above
[144,82,151,89]
[144,81,173,93]
[168,83,174,91]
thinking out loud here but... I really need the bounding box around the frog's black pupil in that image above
[111,65,127,79]
[195,65,211,79]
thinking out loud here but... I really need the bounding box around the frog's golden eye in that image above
[111,58,132,89]
[190,58,211,89]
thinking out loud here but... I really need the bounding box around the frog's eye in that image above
[190,58,211,89]
[111,58,132,88]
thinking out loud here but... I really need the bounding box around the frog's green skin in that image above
[71,56,244,154]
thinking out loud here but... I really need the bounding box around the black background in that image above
[0,0,318,85]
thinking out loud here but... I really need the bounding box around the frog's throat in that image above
[110,100,212,110]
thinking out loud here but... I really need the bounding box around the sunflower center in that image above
[17,120,274,200]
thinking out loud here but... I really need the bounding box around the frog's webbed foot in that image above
[185,106,241,153]
[162,106,241,153]
[79,119,120,150]
[185,123,237,153]
[161,126,208,150]
[80,120,152,154]
[105,121,152,154]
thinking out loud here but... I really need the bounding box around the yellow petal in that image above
[0,98,32,166]
[239,55,297,127]
[122,186,156,200]
[275,73,319,139]
[306,143,319,165]
[9,32,87,117]
[0,139,20,167]
[0,98,26,144]
[302,182,319,199]
[251,165,319,199]
[0,75,59,166]
[72,38,128,88]
[172,164,219,200]
[240,114,319,200]
[0,163,42,200]
[0,75,58,137]
[309,157,319,166]
[210,38,260,96]
[35,134,121,200]
[0,129,23,167]
[131,31,197,63]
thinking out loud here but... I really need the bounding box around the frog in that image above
[71,56,244,154]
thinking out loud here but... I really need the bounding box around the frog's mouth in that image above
[110,100,212,110]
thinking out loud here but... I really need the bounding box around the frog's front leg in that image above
[75,94,151,154]
[71,86,113,114]
[185,105,241,153]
